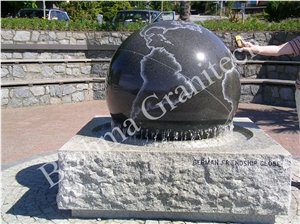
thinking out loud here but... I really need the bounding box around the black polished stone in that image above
[106,21,241,139]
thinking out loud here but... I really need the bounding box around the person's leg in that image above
[296,88,300,129]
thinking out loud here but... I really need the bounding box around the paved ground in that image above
[1,100,300,224]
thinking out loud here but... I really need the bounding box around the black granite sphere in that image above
[106,21,241,140]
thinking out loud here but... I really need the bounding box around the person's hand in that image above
[240,40,253,52]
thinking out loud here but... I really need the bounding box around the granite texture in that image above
[106,21,241,137]
[57,117,292,223]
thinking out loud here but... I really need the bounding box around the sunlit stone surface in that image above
[106,21,241,139]
[57,117,292,223]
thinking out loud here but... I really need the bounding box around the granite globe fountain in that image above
[57,21,292,224]
[106,21,240,141]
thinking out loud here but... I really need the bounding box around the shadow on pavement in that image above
[7,162,71,220]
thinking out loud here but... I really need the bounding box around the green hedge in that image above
[1,17,300,32]
[197,17,300,31]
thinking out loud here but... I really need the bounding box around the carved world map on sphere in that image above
[106,21,241,139]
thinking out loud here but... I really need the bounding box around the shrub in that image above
[250,11,269,21]
[197,18,299,32]
[1,17,300,32]
[266,1,300,22]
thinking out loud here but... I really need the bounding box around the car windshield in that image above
[50,10,69,21]
[16,9,48,18]
[15,8,69,21]
[114,11,150,23]
[113,11,160,24]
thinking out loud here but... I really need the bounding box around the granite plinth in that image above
[57,117,292,224]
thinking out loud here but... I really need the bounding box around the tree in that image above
[190,1,209,15]
[191,1,227,15]
[57,1,131,21]
[179,1,191,21]
[266,1,300,21]
[150,1,175,12]
[1,0,38,17]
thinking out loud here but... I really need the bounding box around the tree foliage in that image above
[1,0,38,17]
[5,0,38,9]
[57,1,131,22]
[190,1,234,16]
[150,1,176,12]
[55,1,180,22]
[266,1,300,21]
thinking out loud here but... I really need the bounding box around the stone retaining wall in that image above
[1,30,131,45]
[237,62,298,108]
[1,62,109,80]
[1,83,105,108]
[1,29,299,108]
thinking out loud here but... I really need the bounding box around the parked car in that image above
[15,8,69,21]
[111,9,176,27]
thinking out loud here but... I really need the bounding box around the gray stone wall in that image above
[1,83,105,108]
[238,63,298,108]
[1,29,299,108]
[1,30,131,45]
[1,62,109,81]
[1,30,127,108]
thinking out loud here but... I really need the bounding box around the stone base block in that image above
[71,210,276,223]
[57,117,292,224]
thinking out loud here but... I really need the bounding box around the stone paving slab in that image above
[236,103,300,157]
[1,101,110,165]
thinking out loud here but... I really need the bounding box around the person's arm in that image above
[241,40,294,57]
